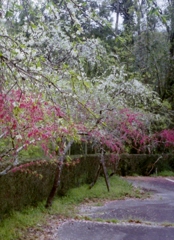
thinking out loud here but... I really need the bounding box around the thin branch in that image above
[0,139,35,176]
[0,131,7,139]
[147,155,163,175]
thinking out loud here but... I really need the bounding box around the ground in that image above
[23,177,174,240]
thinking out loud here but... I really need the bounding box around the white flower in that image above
[16,52,25,60]
[16,134,22,140]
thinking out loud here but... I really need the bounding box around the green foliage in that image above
[156,170,174,177]
[18,145,45,161]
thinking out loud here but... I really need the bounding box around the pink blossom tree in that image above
[0,89,83,206]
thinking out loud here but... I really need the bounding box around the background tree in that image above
[164,0,174,108]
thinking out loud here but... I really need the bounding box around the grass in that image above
[0,204,49,239]
[157,170,174,177]
[0,175,143,240]
[151,170,174,177]
[95,218,120,224]
[63,175,144,203]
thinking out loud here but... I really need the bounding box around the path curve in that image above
[56,177,174,240]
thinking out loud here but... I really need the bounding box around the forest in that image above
[0,0,174,207]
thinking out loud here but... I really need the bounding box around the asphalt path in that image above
[56,177,174,240]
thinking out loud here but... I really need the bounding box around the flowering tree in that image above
[0,89,84,206]
[156,129,174,153]
[0,90,80,173]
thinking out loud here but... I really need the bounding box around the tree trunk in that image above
[115,1,120,35]
[45,141,73,208]
[89,148,110,191]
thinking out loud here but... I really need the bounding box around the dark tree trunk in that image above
[45,141,73,208]
[89,148,110,191]
[45,159,63,208]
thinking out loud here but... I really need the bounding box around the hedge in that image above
[0,156,100,217]
[0,154,174,217]
[116,154,174,176]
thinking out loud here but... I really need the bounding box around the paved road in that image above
[56,177,174,240]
